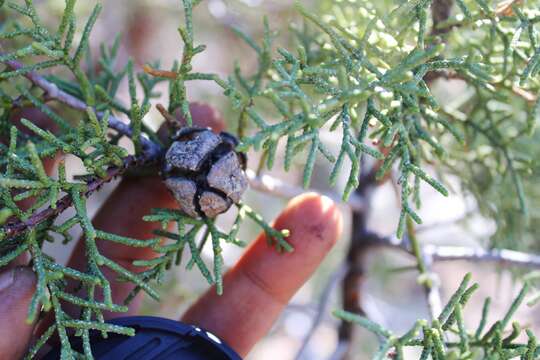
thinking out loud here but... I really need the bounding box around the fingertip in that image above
[282,192,340,221]
[180,193,342,356]
[274,192,343,253]
[235,192,343,303]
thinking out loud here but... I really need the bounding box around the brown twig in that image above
[0,57,166,241]
[2,57,162,158]
[143,64,177,79]
[512,85,537,103]
[336,166,379,360]
[495,0,523,17]
[1,155,152,240]
[155,103,182,129]
[431,0,455,36]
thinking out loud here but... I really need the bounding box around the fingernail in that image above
[0,269,15,292]
[319,194,335,213]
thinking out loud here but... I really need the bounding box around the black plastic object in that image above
[43,316,242,360]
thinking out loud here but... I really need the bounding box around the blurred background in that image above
[31,0,540,358]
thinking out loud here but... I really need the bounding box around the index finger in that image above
[181,193,343,357]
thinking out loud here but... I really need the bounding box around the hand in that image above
[0,103,343,359]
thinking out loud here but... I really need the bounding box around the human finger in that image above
[181,193,343,357]
[0,267,38,359]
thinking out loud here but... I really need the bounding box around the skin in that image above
[0,103,343,358]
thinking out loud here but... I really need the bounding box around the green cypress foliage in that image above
[1,0,540,358]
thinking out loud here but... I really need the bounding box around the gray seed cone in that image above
[163,128,248,218]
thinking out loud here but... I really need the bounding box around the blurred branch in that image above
[425,245,540,269]
[421,250,443,317]
[373,235,540,269]
[424,67,537,103]
[295,263,348,360]
[331,212,540,358]
[246,170,365,211]
[416,209,477,233]
[336,166,379,360]
[407,219,442,319]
